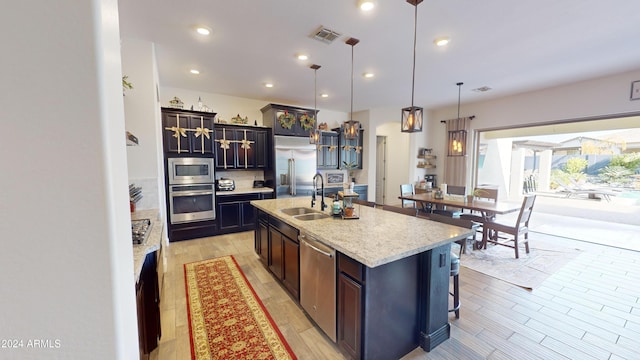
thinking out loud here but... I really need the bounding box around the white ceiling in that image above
[118,0,640,114]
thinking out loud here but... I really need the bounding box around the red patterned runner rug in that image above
[184,255,297,360]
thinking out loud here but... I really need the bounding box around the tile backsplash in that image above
[216,170,264,189]
[129,178,160,211]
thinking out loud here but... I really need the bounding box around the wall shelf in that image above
[417,154,436,169]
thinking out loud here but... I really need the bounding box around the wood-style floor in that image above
[151,231,640,360]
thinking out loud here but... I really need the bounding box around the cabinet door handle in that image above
[303,240,333,258]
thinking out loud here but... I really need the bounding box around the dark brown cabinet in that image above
[337,252,423,360]
[256,212,269,266]
[255,209,300,300]
[338,273,362,359]
[214,125,271,170]
[317,131,339,169]
[214,127,237,169]
[216,193,262,233]
[137,251,161,358]
[336,127,364,170]
[161,108,216,155]
[269,228,284,279]
[261,103,318,137]
[282,235,300,299]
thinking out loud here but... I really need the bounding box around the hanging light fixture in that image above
[309,64,322,144]
[401,0,423,133]
[448,82,467,156]
[344,37,360,140]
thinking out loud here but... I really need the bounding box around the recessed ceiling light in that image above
[363,72,374,78]
[321,93,329,98]
[195,26,211,36]
[358,0,375,11]
[190,69,200,74]
[297,54,309,61]
[434,37,450,47]
[265,83,274,88]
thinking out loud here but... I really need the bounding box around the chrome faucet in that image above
[312,173,326,211]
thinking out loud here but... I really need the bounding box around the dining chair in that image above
[432,185,465,216]
[482,194,537,259]
[420,213,478,319]
[400,183,416,208]
[459,187,499,235]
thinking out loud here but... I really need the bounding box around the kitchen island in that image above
[251,197,473,359]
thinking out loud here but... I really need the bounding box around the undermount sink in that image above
[280,207,330,221]
[293,213,331,221]
[280,207,322,216]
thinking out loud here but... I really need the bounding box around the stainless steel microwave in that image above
[167,157,215,185]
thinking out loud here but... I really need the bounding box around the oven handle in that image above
[169,190,214,197]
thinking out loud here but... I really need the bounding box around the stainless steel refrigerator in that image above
[274,135,317,198]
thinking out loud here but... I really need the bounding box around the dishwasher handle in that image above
[300,234,334,258]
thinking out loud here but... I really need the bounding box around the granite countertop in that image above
[251,197,473,268]
[216,186,274,196]
[132,209,163,283]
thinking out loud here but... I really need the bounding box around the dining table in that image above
[398,192,522,249]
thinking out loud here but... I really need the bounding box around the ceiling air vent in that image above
[312,26,341,44]
[472,86,493,92]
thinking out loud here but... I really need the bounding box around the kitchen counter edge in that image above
[132,209,163,283]
[251,198,472,268]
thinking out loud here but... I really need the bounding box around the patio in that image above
[506,193,640,251]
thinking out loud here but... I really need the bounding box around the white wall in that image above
[0,0,138,358]
[160,87,348,129]
[360,107,427,203]
[122,39,165,212]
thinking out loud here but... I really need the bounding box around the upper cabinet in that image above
[213,124,271,170]
[161,108,216,155]
[261,103,317,137]
[336,127,364,170]
[317,131,339,169]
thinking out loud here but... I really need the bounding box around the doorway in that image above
[375,136,387,205]
[474,114,640,250]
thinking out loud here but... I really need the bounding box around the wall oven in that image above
[167,157,216,224]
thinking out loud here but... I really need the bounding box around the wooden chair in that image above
[482,195,536,259]
[382,205,417,216]
[400,184,415,208]
[459,187,499,235]
[431,185,465,216]
[423,213,478,256]
[420,213,477,319]
[353,199,376,208]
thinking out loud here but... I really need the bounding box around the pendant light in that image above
[401,0,423,133]
[309,64,322,144]
[344,37,360,140]
[448,82,467,156]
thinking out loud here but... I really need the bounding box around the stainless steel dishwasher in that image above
[299,232,336,342]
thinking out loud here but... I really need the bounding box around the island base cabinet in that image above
[338,273,362,360]
[418,243,452,352]
[337,252,421,360]
[137,251,161,358]
[255,217,269,267]
[268,228,284,279]
[255,209,300,300]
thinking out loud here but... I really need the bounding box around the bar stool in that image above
[450,252,460,318]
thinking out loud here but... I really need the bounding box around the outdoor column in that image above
[509,148,526,200]
[538,149,553,192]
